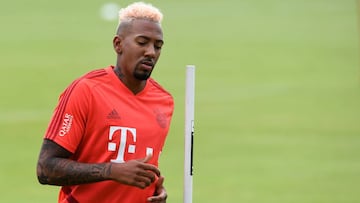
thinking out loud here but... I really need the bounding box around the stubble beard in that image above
[133,64,153,80]
[134,71,151,80]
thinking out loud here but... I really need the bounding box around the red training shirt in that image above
[44,66,174,203]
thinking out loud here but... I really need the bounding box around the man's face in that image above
[115,19,164,81]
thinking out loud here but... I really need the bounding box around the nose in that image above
[144,44,156,58]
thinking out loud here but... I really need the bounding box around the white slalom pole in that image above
[184,65,195,203]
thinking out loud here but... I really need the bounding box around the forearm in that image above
[37,139,112,186]
[37,139,160,188]
[37,157,112,186]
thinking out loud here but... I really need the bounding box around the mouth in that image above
[140,59,155,71]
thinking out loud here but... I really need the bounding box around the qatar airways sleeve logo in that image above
[58,113,73,137]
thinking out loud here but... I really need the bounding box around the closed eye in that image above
[137,40,147,46]
[155,41,163,50]
[136,36,149,46]
[135,36,164,50]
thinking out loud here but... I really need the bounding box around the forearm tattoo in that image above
[37,140,112,186]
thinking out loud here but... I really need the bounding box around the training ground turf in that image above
[0,0,359,202]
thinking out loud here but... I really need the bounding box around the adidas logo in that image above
[107,109,121,119]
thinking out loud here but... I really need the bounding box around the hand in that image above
[109,154,161,189]
[147,176,167,202]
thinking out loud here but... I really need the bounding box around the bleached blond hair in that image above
[119,2,163,24]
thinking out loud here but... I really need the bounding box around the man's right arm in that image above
[36,139,112,186]
[36,139,160,188]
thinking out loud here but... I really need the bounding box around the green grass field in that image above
[1,0,360,202]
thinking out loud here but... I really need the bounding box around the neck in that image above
[113,66,146,95]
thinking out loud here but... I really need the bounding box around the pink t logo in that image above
[108,126,154,163]
[108,126,137,163]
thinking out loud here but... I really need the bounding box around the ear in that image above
[113,35,122,54]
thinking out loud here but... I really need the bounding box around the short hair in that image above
[118,2,163,24]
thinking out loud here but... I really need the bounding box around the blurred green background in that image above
[1,0,360,202]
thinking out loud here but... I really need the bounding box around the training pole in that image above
[357,0,360,83]
[184,65,195,203]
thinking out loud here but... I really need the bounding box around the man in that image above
[36,2,173,203]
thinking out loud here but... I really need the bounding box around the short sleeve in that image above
[44,79,90,153]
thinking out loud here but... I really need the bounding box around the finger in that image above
[141,164,161,177]
[139,154,153,163]
[147,190,167,202]
[134,176,152,189]
[137,169,156,183]
[147,176,167,202]
[156,176,164,186]
[137,154,161,177]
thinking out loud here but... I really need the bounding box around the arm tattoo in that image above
[37,139,112,186]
